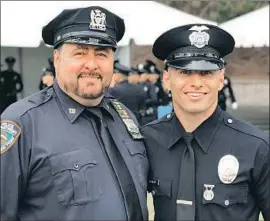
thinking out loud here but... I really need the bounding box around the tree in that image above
[156,0,269,23]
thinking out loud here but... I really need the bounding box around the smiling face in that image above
[54,43,114,105]
[163,67,224,115]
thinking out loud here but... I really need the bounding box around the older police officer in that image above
[1,6,148,220]
[141,24,269,221]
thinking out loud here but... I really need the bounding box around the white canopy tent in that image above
[1,1,216,48]
[1,1,216,97]
[219,5,269,48]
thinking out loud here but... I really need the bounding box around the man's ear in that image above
[162,69,171,91]
[53,49,60,75]
[218,68,225,91]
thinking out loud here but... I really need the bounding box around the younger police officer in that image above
[141,24,269,221]
[1,6,148,220]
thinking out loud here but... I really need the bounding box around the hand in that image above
[42,75,54,87]
[231,102,238,110]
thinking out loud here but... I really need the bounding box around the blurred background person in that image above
[0,56,23,114]
[218,75,238,111]
[39,57,55,90]
[144,59,172,106]
[108,60,148,122]
[136,63,158,126]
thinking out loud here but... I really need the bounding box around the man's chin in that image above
[80,93,104,100]
[77,89,105,99]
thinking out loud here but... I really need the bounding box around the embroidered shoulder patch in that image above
[1,120,21,155]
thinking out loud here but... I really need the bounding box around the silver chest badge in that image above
[189,25,210,48]
[218,155,239,184]
[90,9,106,31]
[203,184,215,201]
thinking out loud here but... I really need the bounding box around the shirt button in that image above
[73,163,79,169]
[227,119,233,124]
[224,199,230,206]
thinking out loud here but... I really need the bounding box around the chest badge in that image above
[203,184,215,201]
[218,155,239,184]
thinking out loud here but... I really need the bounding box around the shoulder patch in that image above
[1,120,21,155]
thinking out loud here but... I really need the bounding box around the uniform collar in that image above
[193,106,223,153]
[86,98,115,121]
[168,106,223,153]
[53,81,114,123]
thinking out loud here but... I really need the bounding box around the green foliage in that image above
[156,0,269,23]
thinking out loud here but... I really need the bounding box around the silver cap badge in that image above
[189,25,210,48]
[218,155,239,184]
[90,9,106,31]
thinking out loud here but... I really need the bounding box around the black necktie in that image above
[87,108,143,221]
[176,132,196,221]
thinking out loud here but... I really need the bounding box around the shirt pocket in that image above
[49,147,103,206]
[124,140,148,189]
[152,178,172,199]
[202,183,248,208]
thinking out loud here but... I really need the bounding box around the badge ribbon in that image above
[110,99,143,140]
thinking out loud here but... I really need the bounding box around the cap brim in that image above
[64,38,116,49]
[114,62,133,73]
[168,59,224,71]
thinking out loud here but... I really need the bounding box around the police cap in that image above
[114,60,133,76]
[152,24,235,71]
[136,63,148,74]
[144,60,161,74]
[42,6,125,49]
[5,56,16,64]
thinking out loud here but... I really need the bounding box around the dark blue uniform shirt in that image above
[141,106,269,221]
[1,81,148,220]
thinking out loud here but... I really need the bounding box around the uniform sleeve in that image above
[1,111,31,220]
[140,126,158,193]
[252,139,270,221]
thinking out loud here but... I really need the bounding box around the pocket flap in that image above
[202,183,248,207]
[153,178,172,198]
[49,148,97,175]
[123,140,146,156]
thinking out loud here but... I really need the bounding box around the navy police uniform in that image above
[0,57,24,114]
[141,24,269,221]
[1,6,148,220]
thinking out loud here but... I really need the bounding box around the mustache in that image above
[78,72,103,80]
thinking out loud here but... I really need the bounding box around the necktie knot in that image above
[183,132,193,148]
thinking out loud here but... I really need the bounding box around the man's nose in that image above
[190,73,203,88]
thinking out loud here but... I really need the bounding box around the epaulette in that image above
[223,112,269,145]
[1,87,54,119]
[141,112,174,129]
[28,87,53,106]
